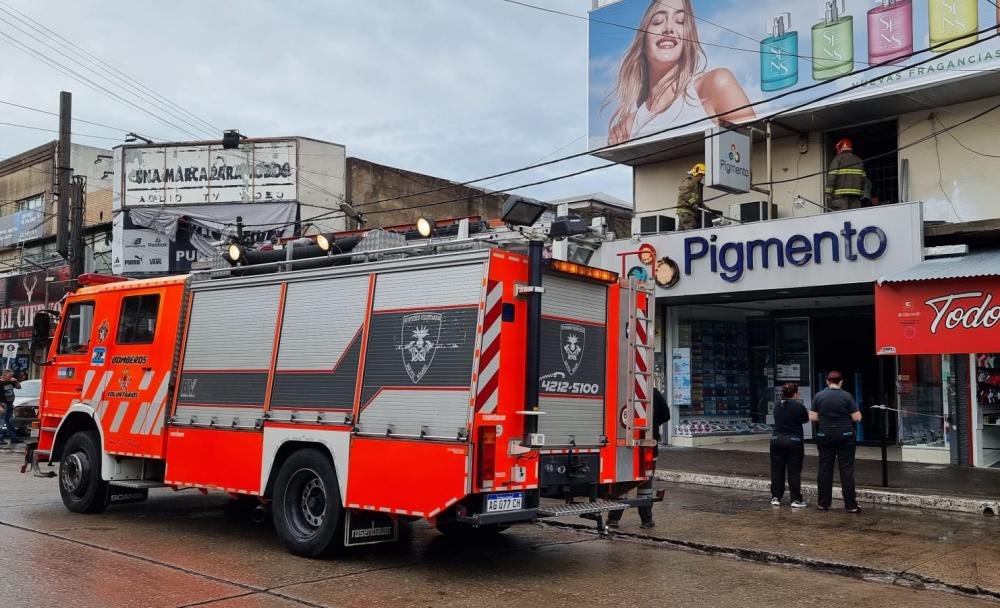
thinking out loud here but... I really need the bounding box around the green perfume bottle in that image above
[811,0,854,80]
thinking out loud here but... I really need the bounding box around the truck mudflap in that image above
[454,489,665,534]
[21,442,55,478]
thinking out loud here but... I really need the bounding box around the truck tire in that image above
[272,448,343,557]
[59,431,108,514]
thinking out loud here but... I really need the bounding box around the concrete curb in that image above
[540,521,1000,603]
[655,469,1000,515]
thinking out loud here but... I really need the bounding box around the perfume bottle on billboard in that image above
[761,13,799,91]
[928,0,978,52]
[867,0,912,64]
[812,0,854,80]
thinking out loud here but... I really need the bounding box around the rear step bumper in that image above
[454,490,665,528]
[455,506,540,527]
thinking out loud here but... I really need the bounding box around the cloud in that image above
[0,0,631,204]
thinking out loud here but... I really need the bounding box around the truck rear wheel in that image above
[59,431,108,514]
[272,448,343,557]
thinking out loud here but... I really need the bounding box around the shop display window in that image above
[672,316,767,437]
[975,353,1000,467]
[897,355,948,448]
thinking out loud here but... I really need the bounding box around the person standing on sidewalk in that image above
[0,369,21,446]
[810,371,863,513]
[608,386,670,529]
[770,383,809,508]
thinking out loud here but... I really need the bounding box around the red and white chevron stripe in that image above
[476,280,502,413]
[633,297,649,423]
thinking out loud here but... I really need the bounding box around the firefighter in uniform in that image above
[825,138,866,211]
[676,163,705,231]
[608,387,670,529]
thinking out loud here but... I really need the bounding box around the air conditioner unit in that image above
[638,214,675,234]
[728,201,777,223]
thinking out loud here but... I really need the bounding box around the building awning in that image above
[878,250,1000,284]
[875,251,1000,355]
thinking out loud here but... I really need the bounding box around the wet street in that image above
[0,450,995,608]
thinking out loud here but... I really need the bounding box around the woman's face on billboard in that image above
[643,0,686,67]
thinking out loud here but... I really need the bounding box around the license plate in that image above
[486,492,523,513]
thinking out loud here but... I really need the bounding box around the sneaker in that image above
[770,497,781,506]
[845,506,863,514]
[639,521,655,529]
[816,505,830,511]
[791,500,808,509]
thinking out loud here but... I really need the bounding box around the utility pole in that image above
[69,175,86,279]
[56,91,72,259]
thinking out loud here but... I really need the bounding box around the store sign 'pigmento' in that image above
[683,221,888,283]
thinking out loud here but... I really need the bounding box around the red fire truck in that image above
[25,231,659,557]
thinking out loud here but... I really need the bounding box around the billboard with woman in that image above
[589,0,1000,150]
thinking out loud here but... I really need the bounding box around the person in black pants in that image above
[770,383,809,508]
[810,370,863,513]
[608,387,670,529]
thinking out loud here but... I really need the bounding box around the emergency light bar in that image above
[544,259,618,283]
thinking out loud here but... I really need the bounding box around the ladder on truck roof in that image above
[624,277,656,448]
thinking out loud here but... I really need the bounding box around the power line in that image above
[335,26,1000,216]
[0,0,221,137]
[932,115,1000,159]
[0,119,122,141]
[0,98,163,140]
[0,28,205,139]
[501,0,998,70]
[752,100,1000,188]
[274,33,1000,228]
[0,3,218,138]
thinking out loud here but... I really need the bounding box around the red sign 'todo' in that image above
[875,276,1000,355]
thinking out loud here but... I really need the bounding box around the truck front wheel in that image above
[59,431,108,514]
[272,448,343,557]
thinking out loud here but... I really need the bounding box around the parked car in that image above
[10,379,40,437]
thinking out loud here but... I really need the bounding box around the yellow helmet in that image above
[689,162,706,176]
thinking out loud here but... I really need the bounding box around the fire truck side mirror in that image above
[30,311,53,365]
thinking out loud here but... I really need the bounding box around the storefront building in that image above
[0,265,72,378]
[599,203,925,453]
[876,250,1000,468]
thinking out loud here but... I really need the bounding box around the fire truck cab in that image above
[28,235,659,557]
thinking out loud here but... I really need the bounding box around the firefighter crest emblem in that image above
[400,312,443,383]
[97,319,109,343]
[560,323,586,376]
[118,368,132,391]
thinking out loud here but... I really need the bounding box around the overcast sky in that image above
[0,0,631,207]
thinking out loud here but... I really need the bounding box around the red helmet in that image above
[835,138,853,154]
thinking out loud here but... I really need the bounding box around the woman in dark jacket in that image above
[770,383,809,508]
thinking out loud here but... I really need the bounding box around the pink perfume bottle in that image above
[867,0,912,65]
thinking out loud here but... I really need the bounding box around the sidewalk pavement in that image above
[656,446,1000,514]
[583,482,1000,602]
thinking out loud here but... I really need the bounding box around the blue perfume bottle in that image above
[761,13,798,91]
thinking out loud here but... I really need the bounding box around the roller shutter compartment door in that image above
[175,284,281,427]
[358,264,483,439]
[537,275,608,447]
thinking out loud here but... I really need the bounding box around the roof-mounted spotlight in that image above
[500,195,547,227]
[548,215,590,239]
[415,217,434,238]
[315,233,331,252]
[224,243,246,265]
[222,129,246,149]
